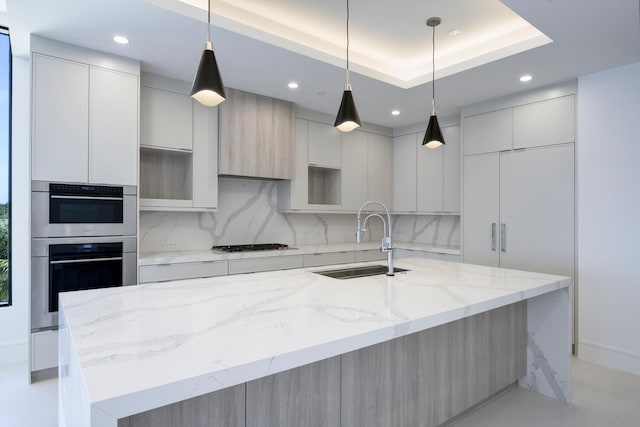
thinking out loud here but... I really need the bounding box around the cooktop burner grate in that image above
[211,243,289,252]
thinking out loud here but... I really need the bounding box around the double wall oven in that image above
[31,181,137,332]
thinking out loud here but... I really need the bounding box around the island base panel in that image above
[118,302,525,427]
[117,384,245,427]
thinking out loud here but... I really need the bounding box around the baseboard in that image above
[0,340,27,366]
[578,340,640,376]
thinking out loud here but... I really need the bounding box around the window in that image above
[0,28,10,306]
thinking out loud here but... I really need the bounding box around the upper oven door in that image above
[32,181,137,237]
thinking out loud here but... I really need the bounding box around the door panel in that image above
[462,153,500,267]
[499,145,574,276]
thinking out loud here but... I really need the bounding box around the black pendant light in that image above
[191,0,227,107]
[335,0,361,132]
[422,17,445,149]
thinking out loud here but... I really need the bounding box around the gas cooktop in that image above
[211,243,290,253]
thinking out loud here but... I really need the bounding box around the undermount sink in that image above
[313,265,409,279]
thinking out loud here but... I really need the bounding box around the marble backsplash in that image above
[139,177,460,253]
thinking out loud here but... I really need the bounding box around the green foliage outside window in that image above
[0,204,8,303]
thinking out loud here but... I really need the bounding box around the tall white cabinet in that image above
[31,50,139,186]
[463,146,574,277]
[462,93,575,279]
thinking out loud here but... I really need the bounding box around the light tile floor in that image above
[1,358,638,426]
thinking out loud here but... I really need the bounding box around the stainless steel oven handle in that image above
[50,256,123,265]
[50,195,124,201]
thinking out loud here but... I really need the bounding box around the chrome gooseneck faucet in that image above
[356,200,394,276]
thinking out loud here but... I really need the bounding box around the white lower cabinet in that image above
[303,251,355,267]
[139,260,228,283]
[31,330,58,371]
[354,249,387,262]
[228,256,304,275]
[426,252,461,262]
[394,249,460,262]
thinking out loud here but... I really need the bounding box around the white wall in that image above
[578,61,640,375]
[0,55,29,366]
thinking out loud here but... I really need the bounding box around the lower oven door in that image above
[31,236,137,332]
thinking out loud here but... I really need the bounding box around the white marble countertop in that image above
[139,241,460,265]
[59,257,569,423]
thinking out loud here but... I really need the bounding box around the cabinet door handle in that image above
[491,223,497,251]
[500,223,506,252]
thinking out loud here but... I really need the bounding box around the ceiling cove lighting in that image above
[334,0,361,133]
[520,74,533,82]
[422,17,445,149]
[191,0,227,107]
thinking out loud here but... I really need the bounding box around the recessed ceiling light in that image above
[287,82,299,89]
[520,74,533,82]
[113,35,129,45]
[448,29,463,36]
[391,110,400,116]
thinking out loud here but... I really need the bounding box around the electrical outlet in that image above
[167,241,178,249]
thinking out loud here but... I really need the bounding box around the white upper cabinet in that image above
[392,126,459,214]
[367,133,392,208]
[32,52,139,186]
[192,103,219,209]
[140,86,193,151]
[513,95,575,149]
[392,133,417,212]
[308,121,342,169]
[341,130,368,211]
[139,78,218,211]
[463,108,512,155]
[442,125,461,212]
[89,67,138,186]
[416,137,444,212]
[32,54,90,183]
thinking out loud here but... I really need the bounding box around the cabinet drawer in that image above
[140,260,228,283]
[355,249,386,262]
[394,249,429,259]
[426,252,461,262]
[229,255,304,275]
[303,251,355,267]
[31,330,58,371]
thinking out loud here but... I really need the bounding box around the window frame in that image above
[0,26,12,308]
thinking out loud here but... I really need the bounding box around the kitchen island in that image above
[59,258,571,427]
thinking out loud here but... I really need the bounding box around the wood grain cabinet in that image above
[32,53,138,185]
[219,88,295,179]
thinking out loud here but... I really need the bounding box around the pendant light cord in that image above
[207,0,211,43]
[431,23,436,115]
[345,0,351,87]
